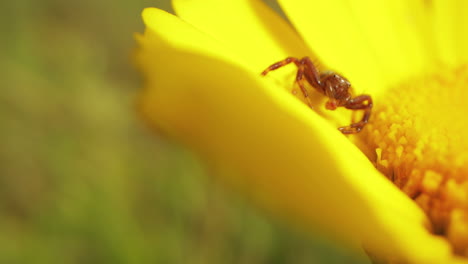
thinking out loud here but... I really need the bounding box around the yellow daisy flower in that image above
[135,0,468,263]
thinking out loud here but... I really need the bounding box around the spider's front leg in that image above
[339,95,373,134]
[261,57,300,76]
[261,57,322,108]
[261,57,310,105]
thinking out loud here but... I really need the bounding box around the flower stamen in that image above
[360,64,468,256]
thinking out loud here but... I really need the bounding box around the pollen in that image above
[359,64,468,256]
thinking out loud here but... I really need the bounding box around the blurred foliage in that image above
[0,0,367,263]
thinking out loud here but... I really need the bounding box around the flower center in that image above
[359,65,468,256]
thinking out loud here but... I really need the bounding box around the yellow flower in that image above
[135,0,468,263]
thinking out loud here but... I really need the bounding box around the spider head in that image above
[329,74,351,96]
[323,73,352,106]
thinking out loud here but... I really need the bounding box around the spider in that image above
[261,56,372,134]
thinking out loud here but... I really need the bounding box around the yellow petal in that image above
[136,8,461,263]
[454,0,468,63]
[172,0,313,73]
[135,8,245,69]
[276,0,384,97]
[346,0,436,88]
[432,0,458,66]
[276,0,435,97]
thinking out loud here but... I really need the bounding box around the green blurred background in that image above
[1,0,368,263]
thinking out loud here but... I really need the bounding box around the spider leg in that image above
[300,57,322,90]
[338,95,373,134]
[261,56,323,109]
[295,62,314,108]
[260,57,300,76]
